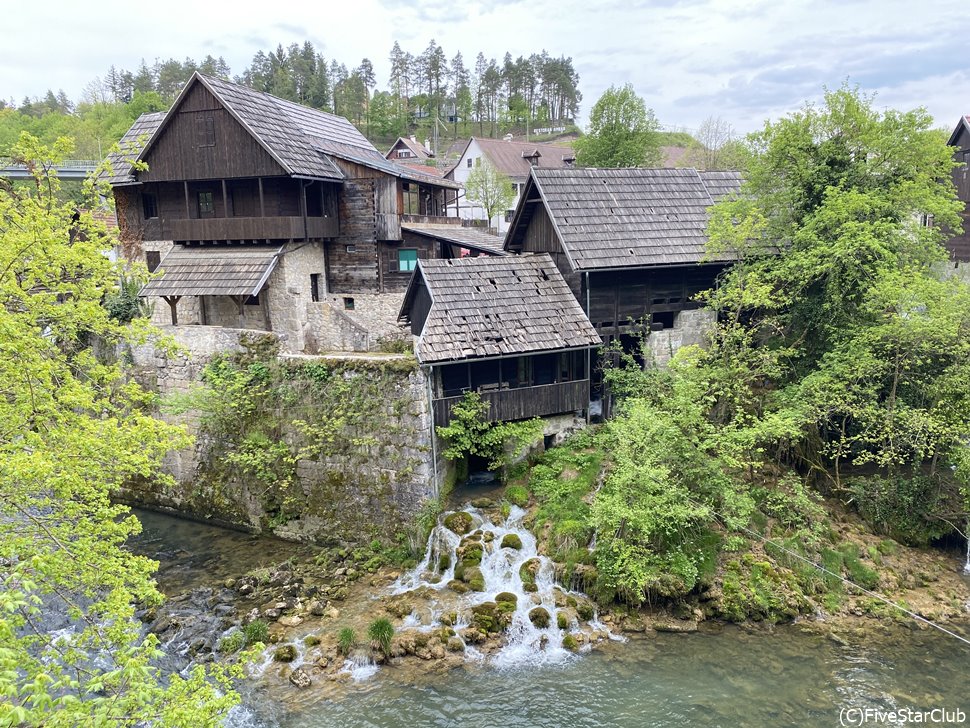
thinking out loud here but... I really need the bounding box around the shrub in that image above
[504,485,529,508]
[243,619,268,645]
[218,631,246,654]
[367,618,394,656]
[337,627,358,656]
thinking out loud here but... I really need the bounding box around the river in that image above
[131,508,970,728]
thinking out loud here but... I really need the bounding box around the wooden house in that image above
[398,254,601,430]
[946,117,970,262]
[446,137,576,233]
[106,72,464,352]
[385,136,434,164]
[504,167,741,365]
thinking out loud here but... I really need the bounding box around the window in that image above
[310,273,321,302]
[197,115,215,147]
[403,182,419,215]
[343,297,355,310]
[399,149,412,158]
[467,158,473,168]
[198,191,214,216]
[398,248,418,272]
[142,193,158,219]
[145,250,161,273]
[504,209,514,223]
[345,245,357,253]
[244,293,260,306]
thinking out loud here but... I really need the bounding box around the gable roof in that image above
[402,223,507,256]
[948,116,970,149]
[105,73,457,189]
[450,137,576,181]
[386,137,433,160]
[506,167,742,271]
[139,245,281,298]
[102,111,167,185]
[399,253,600,364]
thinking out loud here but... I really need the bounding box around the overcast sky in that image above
[4,0,969,135]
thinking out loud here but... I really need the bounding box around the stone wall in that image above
[307,292,409,352]
[645,309,716,366]
[123,329,440,544]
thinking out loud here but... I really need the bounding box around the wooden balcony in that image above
[432,379,589,426]
[168,215,338,242]
[402,214,461,226]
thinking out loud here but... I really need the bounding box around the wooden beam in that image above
[183,181,190,218]
[258,177,265,218]
[162,295,181,325]
[221,179,229,218]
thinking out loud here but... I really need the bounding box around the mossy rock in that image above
[444,511,474,535]
[273,644,297,662]
[575,601,595,621]
[462,566,486,592]
[438,553,451,571]
[505,485,529,507]
[446,636,465,652]
[495,591,518,606]
[500,533,523,550]
[303,634,321,647]
[447,579,470,594]
[557,612,568,630]
[471,602,498,633]
[471,497,495,508]
[519,558,541,593]
[528,607,551,628]
[457,539,484,567]
[562,634,580,652]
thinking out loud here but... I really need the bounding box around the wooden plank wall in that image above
[328,169,380,293]
[379,232,437,292]
[374,176,401,240]
[587,265,723,329]
[141,83,286,182]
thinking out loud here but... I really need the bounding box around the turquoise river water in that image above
[133,509,970,728]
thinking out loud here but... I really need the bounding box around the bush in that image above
[504,485,529,508]
[242,619,268,645]
[367,618,394,656]
[218,631,246,654]
[337,627,358,656]
[846,475,950,546]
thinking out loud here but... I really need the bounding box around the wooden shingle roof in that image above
[139,245,281,298]
[518,167,741,270]
[401,223,507,256]
[104,74,457,189]
[401,254,600,364]
[102,111,166,185]
[699,170,744,201]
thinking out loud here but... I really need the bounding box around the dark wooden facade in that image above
[947,118,970,262]
[431,351,589,426]
[507,184,724,337]
[112,75,461,298]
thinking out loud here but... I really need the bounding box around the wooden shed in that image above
[399,254,601,426]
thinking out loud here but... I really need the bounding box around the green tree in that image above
[574,84,662,168]
[464,159,516,230]
[0,134,238,725]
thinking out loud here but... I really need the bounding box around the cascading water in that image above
[964,533,970,576]
[391,504,611,667]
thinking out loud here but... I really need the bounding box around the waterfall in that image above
[340,651,378,681]
[392,505,602,667]
[964,528,970,576]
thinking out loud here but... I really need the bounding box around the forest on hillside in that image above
[0,39,583,159]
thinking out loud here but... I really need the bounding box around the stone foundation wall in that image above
[123,329,439,544]
[645,309,716,366]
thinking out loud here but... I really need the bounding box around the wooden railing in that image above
[432,379,589,426]
[169,215,338,242]
[402,214,460,225]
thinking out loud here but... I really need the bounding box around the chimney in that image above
[409,135,417,143]
[424,138,432,153]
